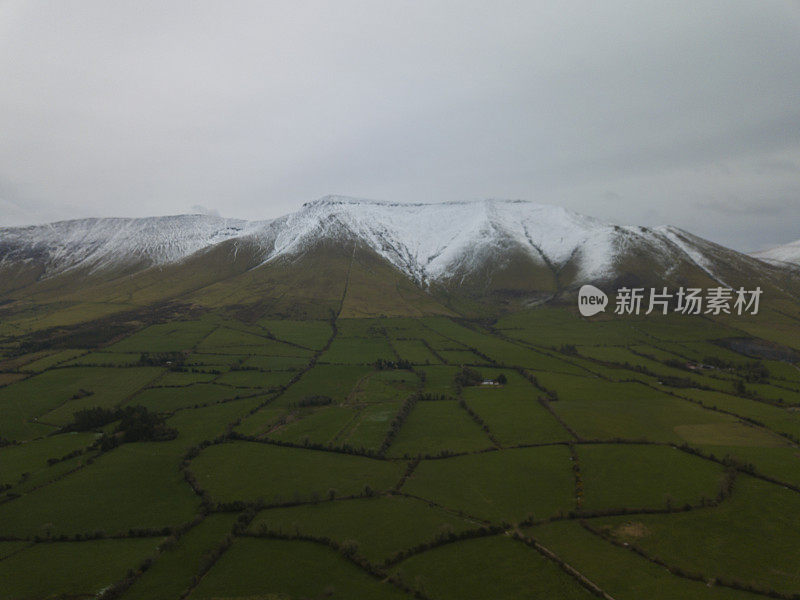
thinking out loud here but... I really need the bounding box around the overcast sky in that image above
[1,1,799,251]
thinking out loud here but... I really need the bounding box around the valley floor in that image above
[2,307,800,599]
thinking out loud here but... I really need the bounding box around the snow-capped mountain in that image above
[0,215,268,276]
[752,239,800,266]
[237,196,774,290]
[0,196,794,297]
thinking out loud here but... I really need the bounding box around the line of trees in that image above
[580,521,799,600]
[378,393,419,456]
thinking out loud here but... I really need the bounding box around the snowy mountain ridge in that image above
[0,214,269,276]
[752,239,800,267]
[0,195,782,288]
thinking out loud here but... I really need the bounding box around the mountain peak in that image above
[2,197,794,297]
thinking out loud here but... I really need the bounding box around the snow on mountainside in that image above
[0,215,267,276]
[0,195,774,288]
[245,196,743,287]
[752,239,800,266]
[248,196,621,283]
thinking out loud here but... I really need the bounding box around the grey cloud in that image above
[0,0,798,252]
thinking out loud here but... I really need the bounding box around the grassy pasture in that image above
[63,351,142,366]
[22,349,88,371]
[166,397,268,446]
[3,308,800,598]
[0,366,161,439]
[462,376,571,445]
[423,317,586,373]
[0,431,96,490]
[157,371,218,386]
[123,514,238,600]
[340,401,402,451]
[534,372,736,442]
[529,520,758,600]
[186,353,248,366]
[495,308,644,346]
[233,406,288,437]
[417,365,458,394]
[392,535,593,600]
[243,354,310,370]
[108,320,217,352]
[392,339,442,364]
[0,538,160,600]
[214,369,295,389]
[403,446,574,523]
[127,382,247,412]
[676,388,800,440]
[438,349,487,365]
[249,495,475,562]
[269,405,357,446]
[388,400,494,458]
[257,319,333,350]
[275,364,372,407]
[696,444,800,488]
[321,336,396,364]
[594,476,800,596]
[0,442,200,537]
[190,441,403,504]
[188,537,411,599]
[350,370,420,403]
[577,444,725,511]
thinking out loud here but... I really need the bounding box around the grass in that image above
[462,370,571,445]
[695,444,800,488]
[594,476,800,596]
[128,382,249,412]
[437,349,488,365]
[675,388,800,440]
[234,406,288,437]
[577,444,725,511]
[21,349,88,371]
[403,446,574,523]
[275,364,372,407]
[2,307,800,598]
[188,537,412,599]
[391,535,594,600]
[190,441,404,504]
[107,320,217,353]
[340,401,403,451]
[0,431,96,489]
[214,369,295,389]
[249,495,476,562]
[269,406,358,446]
[349,370,420,403]
[0,366,162,439]
[0,538,160,600]
[243,354,310,370]
[157,371,218,386]
[166,397,268,446]
[417,365,458,394]
[63,351,143,366]
[0,442,201,537]
[320,336,396,364]
[392,339,442,364]
[529,520,757,600]
[258,319,333,350]
[535,372,737,442]
[388,401,494,458]
[123,514,238,600]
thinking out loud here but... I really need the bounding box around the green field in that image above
[1,305,799,598]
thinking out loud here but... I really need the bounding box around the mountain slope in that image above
[752,239,800,266]
[1,197,798,315]
[0,215,267,279]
